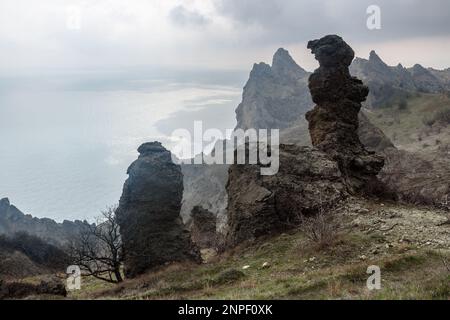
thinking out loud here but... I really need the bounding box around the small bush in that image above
[211,269,246,285]
[298,210,340,249]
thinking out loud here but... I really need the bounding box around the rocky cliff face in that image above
[350,51,448,107]
[189,206,218,249]
[116,142,201,277]
[235,48,311,131]
[409,64,444,93]
[225,144,347,247]
[305,35,384,193]
[0,198,89,248]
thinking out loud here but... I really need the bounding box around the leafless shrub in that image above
[68,205,123,283]
[288,191,341,249]
[298,209,340,249]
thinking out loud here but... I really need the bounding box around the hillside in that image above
[364,93,450,155]
[70,198,450,300]
[0,198,91,248]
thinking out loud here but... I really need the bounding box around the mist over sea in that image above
[0,68,245,222]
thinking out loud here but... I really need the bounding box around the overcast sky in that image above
[1,0,450,75]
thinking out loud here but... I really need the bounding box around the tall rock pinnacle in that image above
[116,141,201,277]
[305,35,384,192]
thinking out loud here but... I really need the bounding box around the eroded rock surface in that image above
[189,206,218,249]
[225,144,347,247]
[116,142,200,277]
[305,35,384,192]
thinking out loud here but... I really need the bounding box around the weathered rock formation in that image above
[181,161,228,233]
[225,144,347,247]
[180,47,396,232]
[181,44,450,234]
[235,48,311,131]
[0,198,90,248]
[305,35,384,192]
[116,142,200,277]
[350,51,449,108]
[189,206,218,249]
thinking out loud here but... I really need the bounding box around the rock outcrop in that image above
[225,144,347,247]
[235,48,311,132]
[116,142,200,277]
[350,51,449,108]
[0,198,90,248]
[305,35,384,192]
[181,43,449,235]
[189,206,218,249]
[180,47,396,232]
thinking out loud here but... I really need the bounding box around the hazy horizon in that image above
[1,0,450,222]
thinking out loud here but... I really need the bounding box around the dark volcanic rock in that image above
[116,142,201,277]
[225,144,347,247]
[189,206,218,249]
[305,35,384,192]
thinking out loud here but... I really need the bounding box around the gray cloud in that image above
[169,5,210,26]
[1,0,449,73]
[214,0,450,44]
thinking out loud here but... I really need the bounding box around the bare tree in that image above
[69,206,123,283]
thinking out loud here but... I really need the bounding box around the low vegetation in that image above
[67,200,450,300]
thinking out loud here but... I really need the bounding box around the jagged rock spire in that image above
[305,35,384,193]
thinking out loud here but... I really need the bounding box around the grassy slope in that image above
[365,93,450,152]
[69,200,450,300]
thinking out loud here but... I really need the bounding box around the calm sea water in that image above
[0,69,245,222]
